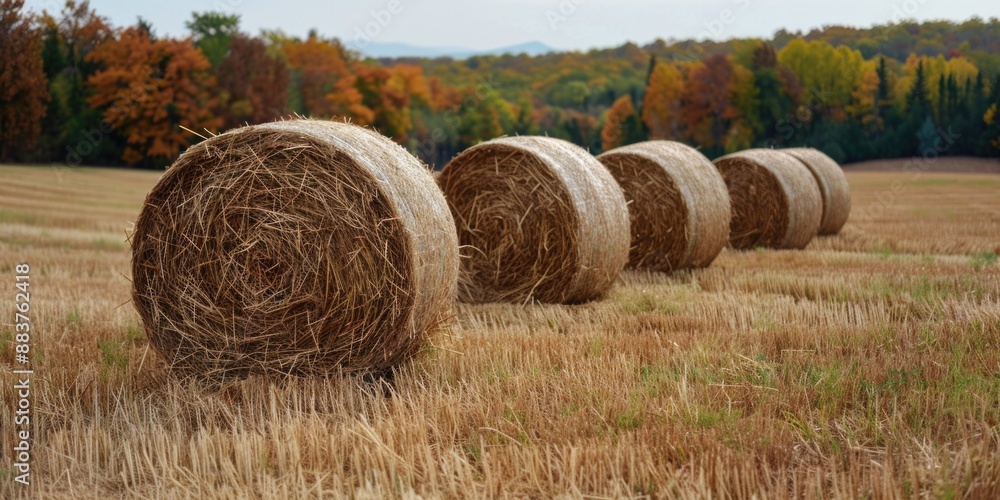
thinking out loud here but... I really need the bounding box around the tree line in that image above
[2,0,999,168]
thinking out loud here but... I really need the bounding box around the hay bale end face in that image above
[714,149,822,250]
[130,120,459,381]
[437,136,629,304]
[783,148,852,235]
[598,141,731,271]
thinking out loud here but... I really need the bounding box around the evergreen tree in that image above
[876,57,890,102]
[907,60,930,113]
[937,74,946,124]
[916,116,941,154]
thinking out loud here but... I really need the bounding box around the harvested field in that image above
[1,162,999,498]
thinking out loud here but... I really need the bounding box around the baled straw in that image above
[598,141,731,271]
[783,148,851,235]
[713,148,822,250]
[437,136,629,304]
[130,119,458,381]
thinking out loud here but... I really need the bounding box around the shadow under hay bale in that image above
[783,148,852,235]
[598,141,731,272]
[130,119,458,382]
[437,136,629,304]
[714,149,822,250]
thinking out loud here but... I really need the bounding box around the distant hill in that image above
[356,40,554,59]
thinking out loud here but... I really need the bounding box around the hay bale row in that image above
[713,148,823,249]
[597,141,730,272]
[783,148,851,235]
[131,120,458,381]
[437,136,630,304]
[131,117,853,381]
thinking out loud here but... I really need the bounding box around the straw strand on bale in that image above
[598,141,731,272]
[130,119,458,382]
[714,148,822,250]
[437,136,629,304]
[783,148,852,235]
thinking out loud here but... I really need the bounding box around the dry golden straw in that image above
[714,148,822,250]
[783,148,852,235]
[437,136,629,304]
[130,119,459,381]
[598,141,731,272]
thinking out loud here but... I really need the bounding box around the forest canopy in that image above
[2,0,999,167]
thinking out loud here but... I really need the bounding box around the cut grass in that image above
[1,165,999,498]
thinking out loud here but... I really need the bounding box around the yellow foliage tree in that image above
[848,61,882,133]
[642,62,684,140]
[778,40,864,116]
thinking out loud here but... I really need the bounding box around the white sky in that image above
[26,0,1000,51]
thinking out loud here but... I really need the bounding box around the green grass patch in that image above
[91,237,126,251]
[66,310,82,329]
[0,209,43,226]
[0,329,12,358]
[615,406,643,431]
[587,337,603,358]
[98,339,128,376]
[912,177,1000,187]
[873,247,898,260]
[681,404,738,428]
[909,207,955,220]
[123,322,145,343]
[970,251,997,269]
[618,290,681,316]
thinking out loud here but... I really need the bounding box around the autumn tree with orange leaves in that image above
[354,64,431,141]
[87,26,221,165]
[0,0,49,161]
[601,94,644,151]
[283,35,371,122]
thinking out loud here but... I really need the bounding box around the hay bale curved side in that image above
[598,141,730,271]
[783,148,851,235]
[130,119,458,381]
[437,136,629,304]
[713,149,822,250]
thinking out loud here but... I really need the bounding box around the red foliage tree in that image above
[217,35,288,129]
[681,55,734,148]
[0,0,48,160]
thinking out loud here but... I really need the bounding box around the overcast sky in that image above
[27,0,1000,51]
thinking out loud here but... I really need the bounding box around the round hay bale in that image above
[783,148,851,235]
[130,119,459,381]
[598,141,731,271]
[713,149,822,250]
[437,136,629,304]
